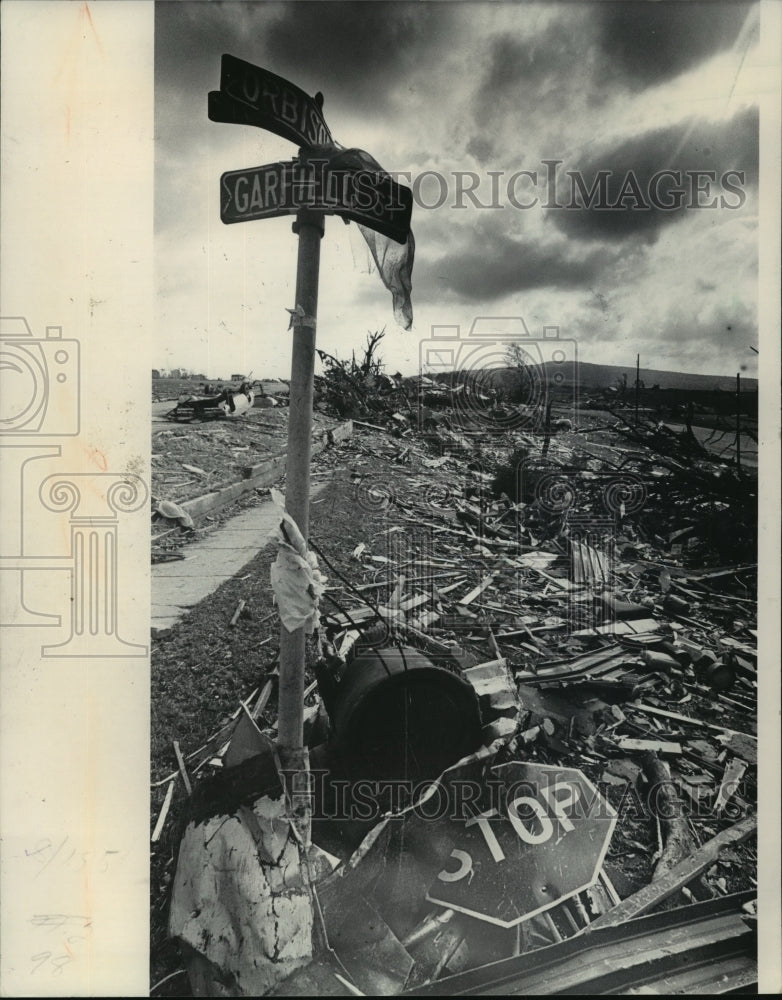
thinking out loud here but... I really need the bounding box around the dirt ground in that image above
[150,412,757,995]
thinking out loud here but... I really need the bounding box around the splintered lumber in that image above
[457,573,496,606]
[641,752,697,880]
[151,780,176,843]
[617,737,682,755]
[515,645,627,683]
[520,564,574,591]
[229,599,246,626]
[151,685,262,787]
[571,539,610,585]
[352,419,388,432]
[324,605,376,627]
[391,620,454,656]
[632,702,757,740]
[173,740,192,796]
[585,814,757,930]
[713,758,748,815]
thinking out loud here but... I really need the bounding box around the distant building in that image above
[231,373,244,381]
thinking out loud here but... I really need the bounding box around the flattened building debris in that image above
[156,376,757,995]
[154,364,758,995]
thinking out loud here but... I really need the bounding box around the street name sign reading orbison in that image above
[220,160,413,245]
[427,762,617,927]
[209,55,333,148]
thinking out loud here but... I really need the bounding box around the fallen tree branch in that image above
[584,813,756,931]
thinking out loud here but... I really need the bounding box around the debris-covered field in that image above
[150,386,758,996]
[152,406,337,507]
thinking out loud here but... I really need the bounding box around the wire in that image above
[309,537,386,620]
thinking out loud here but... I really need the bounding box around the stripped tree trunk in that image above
[642,751,697,881]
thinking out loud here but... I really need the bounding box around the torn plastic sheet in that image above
[305,143,415,330]
[169,789,340,997]
[358,224,415,331]
[269,489,327,633]
[169,724,518,996]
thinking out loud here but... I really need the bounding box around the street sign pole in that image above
[276,207,324,838]
[209,53,412,844]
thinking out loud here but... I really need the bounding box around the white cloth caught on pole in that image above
[269,489,327,633]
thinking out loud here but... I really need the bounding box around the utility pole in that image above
[736,372,741,470]
[635,354,640,426]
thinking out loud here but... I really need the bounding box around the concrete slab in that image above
[153,603,187,615]
[152,483,326,631]
[153,574,237,608]
[153,618,181,631]
[152,612,184,630]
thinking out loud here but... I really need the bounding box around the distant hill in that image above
[468,361,757,394]
[565,361,756,393]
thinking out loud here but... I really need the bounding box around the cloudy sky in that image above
[155,0,763,380]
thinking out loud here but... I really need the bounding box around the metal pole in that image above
[635,354,640,426]
[735,372,741,469]
[277,207,324,833]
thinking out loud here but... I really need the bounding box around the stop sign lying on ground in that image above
[426,762,617,927]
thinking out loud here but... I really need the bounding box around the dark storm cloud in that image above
[466,135,496,166]
[261,1,458,111]
[596,1,756,89]
[415,221,616,303]
[550,105,758,243]
[155,2,456,109]
[155,2,252,92]
[480,20,582,93]
[470,16,591,128]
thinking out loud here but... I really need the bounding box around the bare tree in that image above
[503,342,541,407]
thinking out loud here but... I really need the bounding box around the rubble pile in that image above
[152,394,758,996]
[316,415,757,826]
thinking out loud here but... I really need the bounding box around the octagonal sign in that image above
[426,761,617,927]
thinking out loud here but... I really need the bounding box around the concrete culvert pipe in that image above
[322,645,484,784]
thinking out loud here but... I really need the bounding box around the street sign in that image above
[209,55,333,148]
[426,762,617,927]
[220,159,413,245]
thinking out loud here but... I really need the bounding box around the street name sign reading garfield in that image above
[220,159,413,244]
[209,55,413,244]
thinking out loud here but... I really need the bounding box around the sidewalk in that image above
[152,484,325,631]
